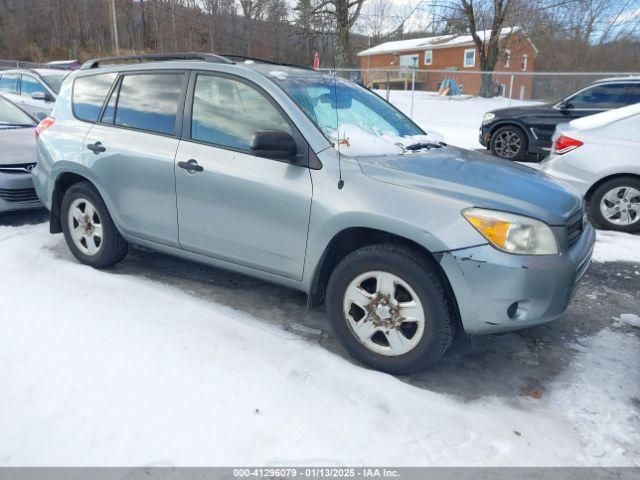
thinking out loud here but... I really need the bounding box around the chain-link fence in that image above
[0,59,47,70]
[322,67,640,107]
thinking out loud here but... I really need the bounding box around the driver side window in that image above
[566,83,628,109]
[191,74,291,151]
[21,75,46,97]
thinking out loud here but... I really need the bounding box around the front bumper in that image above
[440,223,595,334]
[0,172,42,213]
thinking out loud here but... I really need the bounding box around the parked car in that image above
[540,103,640,233]
[45,59,82,71]
[0,68,68,118]
[33,53,595,374]
[480,77,640,161]
[0,95,42,213]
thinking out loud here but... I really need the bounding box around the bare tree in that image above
[309,0,366,68]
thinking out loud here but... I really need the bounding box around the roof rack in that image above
[80,52,234,70]
[219,54,315,71]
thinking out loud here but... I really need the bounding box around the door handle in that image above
[178,159,204,174]
[87,141,106,154]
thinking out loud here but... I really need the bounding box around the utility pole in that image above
[110,0,120,55]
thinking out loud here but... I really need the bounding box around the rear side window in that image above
[0,74,19,94]
[73,73,117,122]
[114,73,183,135]
[617,84,640,105]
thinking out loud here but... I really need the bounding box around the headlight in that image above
[482,113,495,124]
[463,208,558,255]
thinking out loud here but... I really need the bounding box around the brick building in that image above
[357,27,537,99]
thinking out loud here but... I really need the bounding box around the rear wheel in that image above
[61,182,128,268]
[490,126,527,160]
[326,244,456,374]
[589,177,640,233]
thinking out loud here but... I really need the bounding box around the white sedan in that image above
[540,103,640,233]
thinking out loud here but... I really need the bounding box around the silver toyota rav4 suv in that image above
[33,53,595,374]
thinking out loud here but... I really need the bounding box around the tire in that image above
[588,176,640,233]
[325,244,456,374]
[61,182,128,268]
[490,125,527,161]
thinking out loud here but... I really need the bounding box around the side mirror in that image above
[559,100,573,111]
[250,130,297,161]
[30,91,46,101]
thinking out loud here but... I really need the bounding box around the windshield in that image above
[267,71,438,156]
[0,96,36,126]
[40,74,66,94]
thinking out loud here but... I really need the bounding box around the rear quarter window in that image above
[73,73,117,122]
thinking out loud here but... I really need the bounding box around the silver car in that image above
[33,54,595,374]
[0,96,41,213]
[0,68,67,118]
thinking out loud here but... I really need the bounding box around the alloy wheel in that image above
[493,130,522,158]
[599,186,640,226]
[343,271,426,356]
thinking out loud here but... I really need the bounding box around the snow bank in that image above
[592,230,640,263]
[0,224,638,466]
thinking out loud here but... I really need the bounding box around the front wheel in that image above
[326,244,456,374]
[61,182,128,268]
[589,177,640,233]
[490,126,527,160]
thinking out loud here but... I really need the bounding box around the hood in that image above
[0,127,37,166]
[355,145,582,226]
[490,104,553,118]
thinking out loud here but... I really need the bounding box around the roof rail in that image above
[80,52,234,70]
[220,54,315,71]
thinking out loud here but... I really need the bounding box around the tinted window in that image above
[115,73,183,135]
[191,75,291,150]
[101,84,118,124]
[568,83,629,109]
[21,75,45,95]
[0,74,19,94]
[73,73,117,122]
[617,84,640,105]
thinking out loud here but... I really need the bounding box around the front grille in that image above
[0,163,36,174]
[0,187,39,203]
[566,210,584,250]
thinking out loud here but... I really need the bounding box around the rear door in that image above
[80,71,187,247]
[174,72,312,280]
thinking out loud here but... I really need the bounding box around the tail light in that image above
[35,117,55,140]
[552,134,583,155]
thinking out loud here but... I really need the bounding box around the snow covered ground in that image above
[377,89,542,150]
[1,220,638,467]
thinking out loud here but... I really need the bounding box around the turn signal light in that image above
[35,117,55,140]
[552,134,583,155]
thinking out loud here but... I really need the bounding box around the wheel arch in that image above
[306,226,462,333]
[584,172,640,202]
[489,122,531,147]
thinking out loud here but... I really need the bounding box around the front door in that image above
[175,73,312,280]
[19,74,52,117]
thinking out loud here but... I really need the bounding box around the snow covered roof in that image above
[569,102,640,131]
[358,27,527,56]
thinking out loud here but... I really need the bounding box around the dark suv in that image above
[480,77,640,160]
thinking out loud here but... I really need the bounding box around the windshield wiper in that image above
[404,142,443,152]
